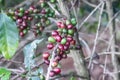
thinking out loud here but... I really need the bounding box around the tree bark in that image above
[70,32,90,80]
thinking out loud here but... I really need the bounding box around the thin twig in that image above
[103,35,114,80]
[78,2,103,31]
[99,10,120,38]
[88,2,104,68]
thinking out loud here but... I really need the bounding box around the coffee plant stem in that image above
[46,44,59,80]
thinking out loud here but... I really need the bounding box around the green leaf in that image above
[0,12,19,59]
[0,68,11,80]
[23,38,45,70]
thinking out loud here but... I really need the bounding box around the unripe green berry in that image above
[48,36,56,43]
[50,0,56,3]
[19,8,24,12]
[39,75,45,80]
[61,38,67,44]
[45,20,51,25]
[71,18,77,25]
[62,28,67,33]
[40,2,47,7]
[65,20,71,25]
[68,29,74,35]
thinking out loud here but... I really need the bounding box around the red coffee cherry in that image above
[49,71,55,77]
[43,52,50,60]
[52,30,59,36]
[67,24,73,29]
[53,68,61,74]
[55,35,62,42]
[58,44,64,51]
[47,43,54,49]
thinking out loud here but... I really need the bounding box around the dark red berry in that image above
[41,9,46,14]
[52,30,59,36]
[55,35,62,42]
[65,42,70,46]
[67,36,73,42]
[71,40,76,45]
[23,16,28,20]
[64,45,69,50]
[58,44,64,51]
[54,55,62,61]
[24,10,29,15]
[16,19,23,24]
[47,43,54,49]
[19,32,24,37]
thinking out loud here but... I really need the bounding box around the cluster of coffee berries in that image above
[8,1,56,37]
[43,18,77,77]
[8,7,36,37]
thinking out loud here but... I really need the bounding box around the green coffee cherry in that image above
[39,74,45,80]
[68,29,74,35]
[48,36,56,43]
[50,0,56,3]
[65,20,71,25]
[61,38,67,44]
[71,18,77,25]
[62,28,67,33]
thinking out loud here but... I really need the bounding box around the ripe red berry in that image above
[71,40,76,45]
[58,44,64,51]
[67,24,73,29]
[47,43,54,49]
[53,68,61,74]
[60,23,66,28]
[52,30,59,36]
[16,19,23,24]
[65,42,70,46]
[57,22,62,28]
[64,45,69,50]
[55,35,62,42]
[67,36,73,42]
[49,71,55,77]
[43,52,50,60]
[23,15,28,20]
[19,31,24,37]
[22,21,27,27]
[24,10,29,15]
